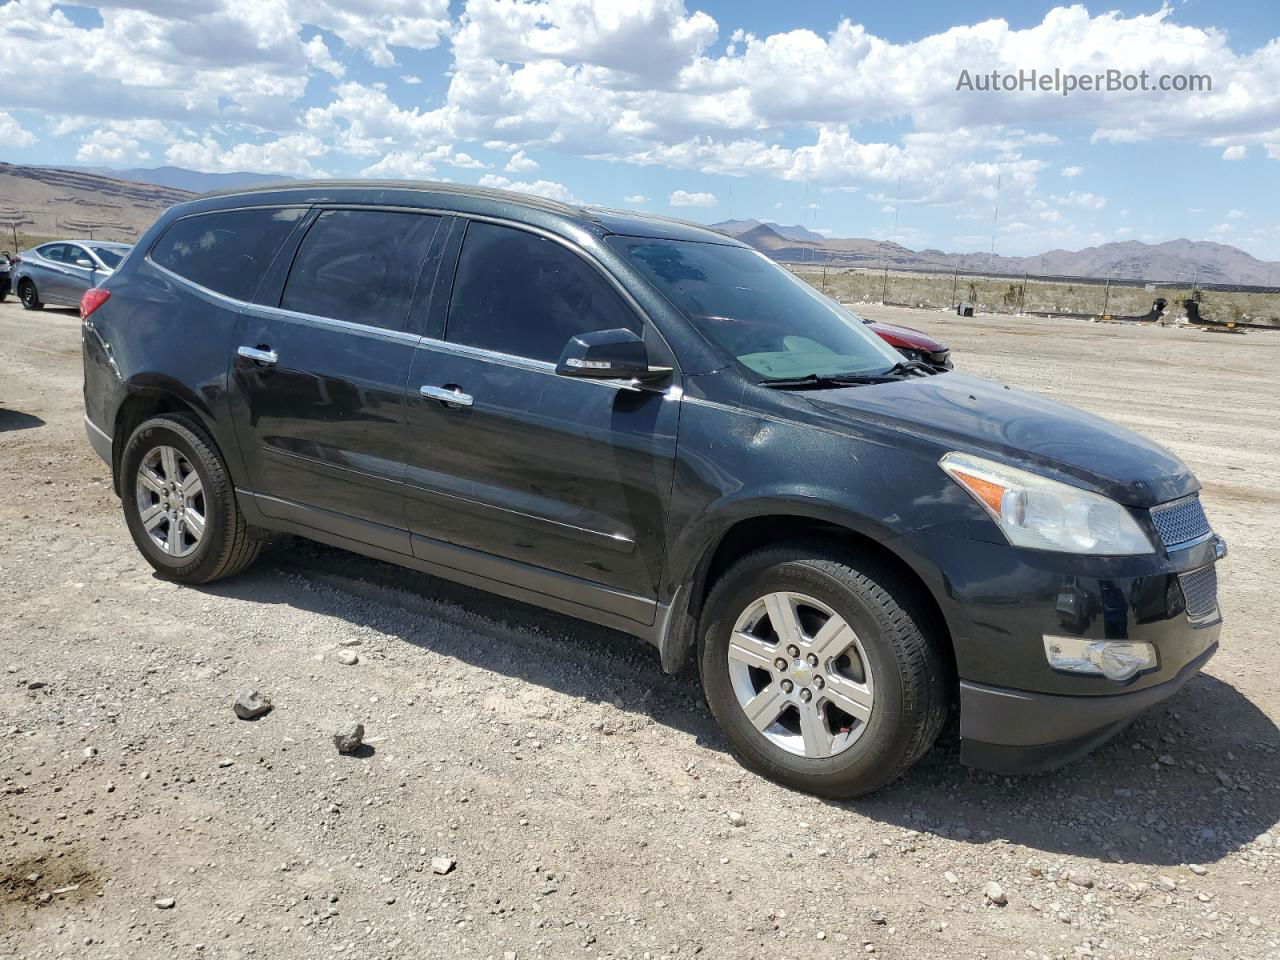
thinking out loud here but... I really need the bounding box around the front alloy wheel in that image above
[700,542,949,797]
[727,591,875,759]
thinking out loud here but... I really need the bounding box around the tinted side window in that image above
[151,207,306,301]
[446,221,639,362]
[39,244,66,262]
[280,209,442,331]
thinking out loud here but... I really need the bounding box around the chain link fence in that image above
[791,263,1280,328]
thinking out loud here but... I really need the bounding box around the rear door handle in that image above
[238,345,278,365]
[420,384,473,407]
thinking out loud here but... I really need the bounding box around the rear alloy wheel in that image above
[19,280,43,311]
[134,445,207,559]
[700,542,949,797]
[120,414,264,583]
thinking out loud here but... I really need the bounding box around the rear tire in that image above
[699,541,948,797]
[120,414,263,584]
[19,280,42,310]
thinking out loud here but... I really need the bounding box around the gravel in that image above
[332,721,365,754]
[232,687,273,719]
[2,301,1278,960]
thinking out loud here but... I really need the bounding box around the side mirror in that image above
[75,258,94,269]
[555,328,672,382]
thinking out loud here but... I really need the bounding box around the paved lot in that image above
[2,297,1278,959]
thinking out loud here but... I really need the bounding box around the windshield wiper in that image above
[883,359,944,377]
[758,372,896,390]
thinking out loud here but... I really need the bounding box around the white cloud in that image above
[76,129,151,165]
[669,189,717,207]
[1221,145,1247,160]
[505,149,539,172]
[165,133,328,176]
[1208,222,1233,236]
[623,194,647,203]
[1053,191,1106,209]
[361,145,487,178]
[478,173,579,203]
[304,35,346,78]
[1060,165,1084,177]
[0,112,36,147]
[1226,209,1246,220]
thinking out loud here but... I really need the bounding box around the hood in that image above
[806,372,1196,507]
[867,320,945,352]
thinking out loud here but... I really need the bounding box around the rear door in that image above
[33,244,73,303]
[230,207,446,552]
[61,244,101,302]
[401,219,681,623]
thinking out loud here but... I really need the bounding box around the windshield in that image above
[609,236,902,380]
[91,246,127,270]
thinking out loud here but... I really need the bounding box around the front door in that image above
[230,207,447,551]
[401,220,680,623]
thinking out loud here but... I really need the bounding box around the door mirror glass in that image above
[555,328,671,382]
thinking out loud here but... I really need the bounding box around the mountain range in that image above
[55,165,292,194]
[711,220,1280,287]
[0,162,1274,285]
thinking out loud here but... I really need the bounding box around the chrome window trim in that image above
[412,335,647,392]
[242,302,423,345]
[146,259,265,311]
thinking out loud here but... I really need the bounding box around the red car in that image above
[865,317,952,369]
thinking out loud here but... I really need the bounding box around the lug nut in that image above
[813,675,824,689]
[780,679,794,693]
[786,644,800,658]
[806,653,819,667]
[774,658,788,672]
[799,688,812,702]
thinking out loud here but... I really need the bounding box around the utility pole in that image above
[988,171,1001,274]
[951,263,960,309]
[1102,276,1112,317]
[881,175,901,304]
[1018,270,1028,314]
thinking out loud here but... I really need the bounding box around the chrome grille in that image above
[1178,564,1220,626]
[1151,495,1211,548]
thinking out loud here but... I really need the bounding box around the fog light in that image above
[1043,635,1157,682]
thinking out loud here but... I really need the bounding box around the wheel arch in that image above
[110,379,233,494]
[658,508,958,686]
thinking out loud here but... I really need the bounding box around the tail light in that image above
[81,288,111,319]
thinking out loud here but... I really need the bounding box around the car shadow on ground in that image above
[198,537,1279,868]
[0,408,45,433]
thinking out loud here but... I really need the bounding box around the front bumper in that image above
[959,639,1217,774]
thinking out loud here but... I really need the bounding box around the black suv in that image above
[81,182,1226,796]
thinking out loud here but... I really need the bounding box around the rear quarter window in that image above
[150,207,307,302]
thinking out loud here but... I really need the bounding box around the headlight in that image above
[940,452,1154,555]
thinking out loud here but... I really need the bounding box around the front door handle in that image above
[420,384,473,407]
[238,345,278,365]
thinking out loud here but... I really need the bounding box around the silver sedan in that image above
[12,240,132,310]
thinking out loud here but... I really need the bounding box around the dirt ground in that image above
[2,298,1278,960]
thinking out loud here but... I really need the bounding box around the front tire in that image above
[19,280,42,310]
[120,414,263,584]
[699,542,949,797]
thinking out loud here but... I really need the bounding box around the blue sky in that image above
[1,1,1278,258]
